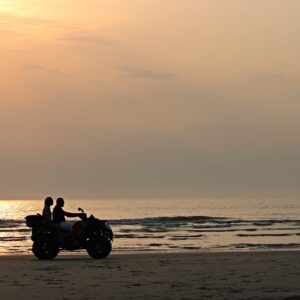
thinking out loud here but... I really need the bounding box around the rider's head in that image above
[56,197,64,207]
[44,197,53,206]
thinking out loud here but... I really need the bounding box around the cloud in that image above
[23,64,47,70]
[250,72,290,83]
[58,33,113,45]
[0,12,55,28]
[119,66,176,80]
[0,12,58,44]
[22,64,102,85]
[23,65,59,75]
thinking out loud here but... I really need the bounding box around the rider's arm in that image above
[62,210,79,218]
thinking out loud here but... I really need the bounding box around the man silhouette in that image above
[53,198,83,231]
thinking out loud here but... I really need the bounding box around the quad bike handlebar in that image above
[78,208,87,220]
[78,212,87,220]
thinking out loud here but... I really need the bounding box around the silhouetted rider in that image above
[42,197,53,221]
[53,198,84,231]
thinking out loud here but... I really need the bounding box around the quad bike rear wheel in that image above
[87,238,112,259]
[32,236,59,259]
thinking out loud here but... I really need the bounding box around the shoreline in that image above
[0,251,299,299]
[1,247,300,257]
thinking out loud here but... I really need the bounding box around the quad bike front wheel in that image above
[87,238,112,259]
[32,236,59,259]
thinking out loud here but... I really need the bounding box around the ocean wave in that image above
[0,219,25,228]
[0,228,31,233]
[168,234,204,241]
[0,236,28,242]
[110,216,228,226]
[229,243,300,249]
[237,233,300,237]
[0,215,299,228]
[0,215,299,236]
[115,234,165,239]
[110,216,300,228]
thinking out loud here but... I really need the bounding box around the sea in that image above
[0,198,299,255]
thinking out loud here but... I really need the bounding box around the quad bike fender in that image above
[87,227,113,241]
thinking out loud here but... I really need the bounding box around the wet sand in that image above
[0,251,299,299]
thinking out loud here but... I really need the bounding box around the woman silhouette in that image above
[42,197,53,221]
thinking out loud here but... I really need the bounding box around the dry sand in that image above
[0,251,299,300]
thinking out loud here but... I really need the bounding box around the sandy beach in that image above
[0,251,299,300]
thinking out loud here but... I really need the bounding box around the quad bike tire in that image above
[87,238,112,259]
[32,236,59,259]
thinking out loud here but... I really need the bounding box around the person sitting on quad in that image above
[42,197,53,221]
[53,198,85,231]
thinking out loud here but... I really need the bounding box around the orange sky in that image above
[1,0,300,198]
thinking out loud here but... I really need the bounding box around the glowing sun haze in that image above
[1,0,300,199]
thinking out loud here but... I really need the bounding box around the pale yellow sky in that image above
[1,0,300,198]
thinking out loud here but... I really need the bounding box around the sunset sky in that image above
[1,0,300,199]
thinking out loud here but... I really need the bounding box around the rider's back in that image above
[42,205,52,221]
[53,205,65,223]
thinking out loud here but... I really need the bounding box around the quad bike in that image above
[25,208,113,259]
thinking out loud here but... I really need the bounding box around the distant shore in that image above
[0,251,299,299]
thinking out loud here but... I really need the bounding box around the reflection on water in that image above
[0,198,299,254]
